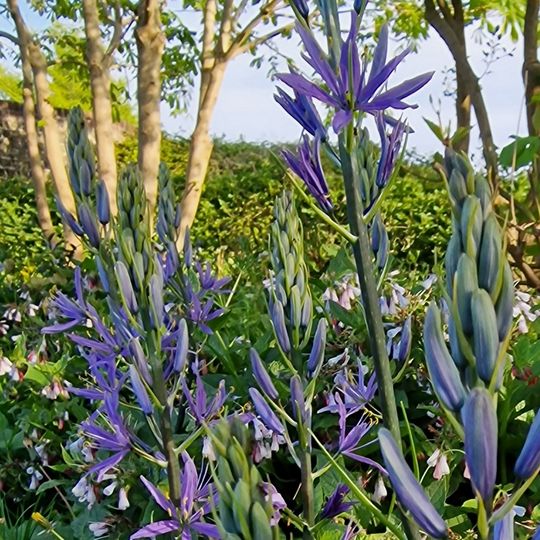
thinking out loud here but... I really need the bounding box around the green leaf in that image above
[499,136,540,169]
[36,479,65,495]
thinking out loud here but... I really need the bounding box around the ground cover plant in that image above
[0,0,539,539]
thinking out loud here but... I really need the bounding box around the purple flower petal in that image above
[140,475,176,515]
[130,520,179,539]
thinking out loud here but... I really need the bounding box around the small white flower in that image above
[103,481,117,497]
[427,449,450,480]
[35,444,49,466]
[118,487,130,510]
[89,522,109,538]
[26,467,43,490]
[27,303,39,317]
[421,274,438,290]
[202,436,216,461]
[373,475,387,503]
[72,476,96,508]
[513,290,539,334]
[0,356,13,376]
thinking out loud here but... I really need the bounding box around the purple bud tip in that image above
[250,349,279,400]
[249,388,285,435]
[514,408,540,479]
[378,428,448,538]
[461,388,497,502]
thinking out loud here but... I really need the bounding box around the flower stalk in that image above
[338,140,401,442]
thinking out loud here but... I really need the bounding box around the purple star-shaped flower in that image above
[131,453,219,539]
[277,14,433,133]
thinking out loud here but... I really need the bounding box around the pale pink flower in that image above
[427,449,450,480]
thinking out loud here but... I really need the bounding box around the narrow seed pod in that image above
[445,232,462,296]
[290,285,303,330]
[495,262,514,341]
[471,289,499,383]
[250,502,273,540]
[79,160,93,197]
[172,319,189,374]
[454,254,479,335]
[460,195,483,259]
[114,260,138,314]
[493,511,514,540]
[148,274,164,330]
[424,303,467,412]
[307,318,327,377]
[77,203,100,248]
[56,198,84,237]
[129,365,153,414]
[449,169,468,208]
[478,214,502,298]
[250,349,278,400]
[129,338,152,384]
[514,409,540,479]
[378,428,448,538]
[96,180,110,225]
[397,316,412,362]
[290,375,306,422]
[474,176,492,219]
[271,301,291,353]
[461,388,498,503]
[448,316,466,369]
[249,388,285,435]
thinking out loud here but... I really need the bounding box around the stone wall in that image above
[0,100,128,178]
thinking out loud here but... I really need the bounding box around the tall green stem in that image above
[338,140,401,443]
[152,359,182,507]
[300,441,314,539]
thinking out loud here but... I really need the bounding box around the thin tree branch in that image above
[104,2,125,60]
[0,29,19,45]
[232,22,293,57]
[218,0,235,55]
[227,0,282,58]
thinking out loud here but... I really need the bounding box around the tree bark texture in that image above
[177,62,226,245]
[136,0,165,218]
[424,0,498,185]
[20,41,57,245]
[82,0,118,215]
[7,0,81,254]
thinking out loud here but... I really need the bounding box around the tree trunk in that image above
[453,6,471,153]
[424,0,498,185]
[523,0,540,138]
[177,62,227,246]
[135,0,164,218]
[7,0,81,254]
[82,0,118,215]
[20,42,57,245]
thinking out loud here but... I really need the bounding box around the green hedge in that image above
[0,136,450,292]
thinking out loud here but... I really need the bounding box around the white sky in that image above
[1,3,527,161]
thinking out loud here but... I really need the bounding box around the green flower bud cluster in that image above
[156,163,179,246]
[356,130,389,271]
[64,107,109,248]
[443,150,513,389]
[355,128,379,209]
[269,191,313,357]
[210,418,280,540]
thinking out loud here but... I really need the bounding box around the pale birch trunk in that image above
[20,44,57,245]
[176,0,283,243]
[82,0,118,215]
[7,0,81,254]
[177,62,226,245]
[135,0,164,218]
